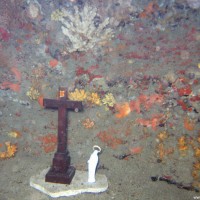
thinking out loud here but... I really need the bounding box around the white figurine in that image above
[87,145,101,183]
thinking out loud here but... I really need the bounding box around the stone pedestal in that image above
[30,168,108,198]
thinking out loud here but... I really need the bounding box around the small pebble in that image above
[128,59,134,64]
[0,97,6,107]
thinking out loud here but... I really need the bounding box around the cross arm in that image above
[43,99,59,109]
[43,98,83,112]
[67,101,83,112]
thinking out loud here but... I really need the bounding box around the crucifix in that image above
[43,87,83,184]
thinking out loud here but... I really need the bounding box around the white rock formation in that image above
[59,4,114,52]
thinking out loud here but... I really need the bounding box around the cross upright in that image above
[43,87,83,184]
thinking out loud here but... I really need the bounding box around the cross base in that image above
[45,166,76,184]
[45,152,75,184]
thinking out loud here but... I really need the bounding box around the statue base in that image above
[30,168,108,198]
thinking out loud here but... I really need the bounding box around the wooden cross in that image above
[43,87,83,184]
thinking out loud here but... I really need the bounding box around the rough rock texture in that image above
[30,168,108,198]
[59,4,114,52]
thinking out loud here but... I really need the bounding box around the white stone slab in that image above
[30,168,108,198]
